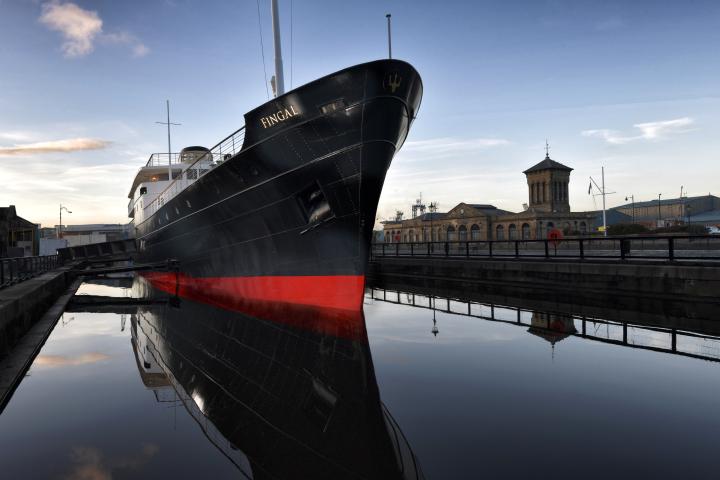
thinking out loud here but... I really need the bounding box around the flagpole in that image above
[601,167,607,237]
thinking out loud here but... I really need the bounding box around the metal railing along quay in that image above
[371,235,720,262]
[0,255,61,290]
[369,288,720,363]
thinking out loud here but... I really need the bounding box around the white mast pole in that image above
[601,166,607,237]
[386,14,392,59]
[271,0,285,96]
[166,100,172,180]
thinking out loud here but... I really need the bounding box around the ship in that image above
[131,277,424,479]
[127,6,422,325]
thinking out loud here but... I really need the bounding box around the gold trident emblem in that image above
[384,72,402,93]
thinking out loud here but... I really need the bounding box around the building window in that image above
[458,225,468,241]
[470,224,481,240]
[580,222,587,234]
[409,230,415,242]
[521,223,531,240]
[508,224,517,240]
[447,225,456,241]
[496,225,505,241]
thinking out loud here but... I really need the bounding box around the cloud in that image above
[582,117,694,144]
[39,2,148,58]
[63,444,159,480]
[399,137,510,162]
[0,138,111,156]
[102,31,150,57]
[39,1,102,57]
[34,352,111,368]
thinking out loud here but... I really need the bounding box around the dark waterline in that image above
[1,281,719,478]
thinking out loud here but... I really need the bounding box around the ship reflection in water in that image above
[130,277,423,480]
[2,277,720,479]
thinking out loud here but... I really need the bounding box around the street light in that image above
[625,195,635,224]
[59,204,72,239]
[657,193,662,228]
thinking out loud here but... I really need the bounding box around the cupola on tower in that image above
[523,144,573,213]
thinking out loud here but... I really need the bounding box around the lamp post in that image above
[657,193,662,228]
[59,204,72,239]
[625,195,635,224]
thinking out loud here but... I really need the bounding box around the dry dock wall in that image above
[369,258,720,301]
[0,266,76,356]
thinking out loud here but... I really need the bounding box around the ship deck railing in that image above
[141,126,245,220]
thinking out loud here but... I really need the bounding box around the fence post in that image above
[544,240,549,259]
[410,243,414,256]
[382,243,386,257]
[668,237,674,261]
[514,241,519,258]
[1,260,4,285]
[428,242,431,256]
[620,239,626,260]
[579,239,584,259]
[396,243,399,257]
[488,241,493,258]
[466,242,469,258]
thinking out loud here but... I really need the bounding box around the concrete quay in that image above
[0,265,78,356]
[369,256,720,301]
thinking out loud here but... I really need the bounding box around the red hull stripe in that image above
[141,272,367,341]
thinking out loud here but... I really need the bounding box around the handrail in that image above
[140,126,246,221]
[370,288,720,363]
[0,254,61,289]
[371,235,720,262]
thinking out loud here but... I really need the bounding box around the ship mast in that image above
[271,0,285,96]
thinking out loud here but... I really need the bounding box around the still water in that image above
[1,280,719,479]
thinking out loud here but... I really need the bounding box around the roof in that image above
[523,155,573,174]
[417,212,447,221]
[613,194,718,210]
[467,204,496,210]
[688,209,720,223]
[586,209,632,226]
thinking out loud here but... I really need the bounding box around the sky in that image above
[0,0,718,228]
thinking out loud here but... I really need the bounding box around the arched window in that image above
[458,225,468,241]
[496,225,505,241]
[470,224,481,240]
[447,225,456,241]
[409,230,415,243]
[580,222,587,234]
[508,224,517,240]
[521,223,531,240]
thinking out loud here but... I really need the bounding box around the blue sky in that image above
[0,0,718,227]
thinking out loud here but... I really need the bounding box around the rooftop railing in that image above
[145,153,181,167]
[371,235,720,263]
[141,126,245,221]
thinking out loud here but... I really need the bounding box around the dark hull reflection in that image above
[370,287,720,364]
[131,277,423,480]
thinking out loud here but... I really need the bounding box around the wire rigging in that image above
[255,0,270,100]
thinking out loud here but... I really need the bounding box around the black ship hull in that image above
[131,278,423,479]
[135,60,422,323]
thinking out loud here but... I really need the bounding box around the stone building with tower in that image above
[382,151,596,242]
